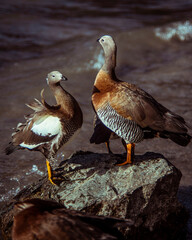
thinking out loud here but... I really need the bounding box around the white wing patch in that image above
[31,115,62,137]
[20,142,46,149]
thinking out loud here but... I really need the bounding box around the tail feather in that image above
[165,112,189,133]
[90,115,112,144]
[162,112,192,146]
[143,126,191,146]
[90,130,111,144]
[168,132,192,146]
[90,123,112,144]
[5,143,20,155]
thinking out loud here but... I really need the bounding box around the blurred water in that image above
[155,21,192,41]
[0,3,192,234]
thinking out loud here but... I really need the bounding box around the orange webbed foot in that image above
[116,143,135,166]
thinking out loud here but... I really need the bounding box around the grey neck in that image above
[102,46,117,77]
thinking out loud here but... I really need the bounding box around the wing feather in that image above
[26,89,61,113]
[12,114,62,149]
[108,82,189,133]
[109,83,166,130]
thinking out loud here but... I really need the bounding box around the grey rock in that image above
[0,151,188,240]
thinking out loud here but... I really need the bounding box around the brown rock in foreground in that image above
[0,151,188,240]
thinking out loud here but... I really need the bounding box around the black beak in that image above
[61,75,67,81]
[97,38,100,42]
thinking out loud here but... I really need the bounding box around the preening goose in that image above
[6,71,83,184]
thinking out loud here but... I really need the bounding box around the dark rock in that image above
[0,151,188,240]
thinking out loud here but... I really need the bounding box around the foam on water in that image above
[155,21,192,41]
[77,49,104,72]
[91,50,104,70]
[0,165,44,202]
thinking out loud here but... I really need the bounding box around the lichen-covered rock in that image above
[0,151,188,240]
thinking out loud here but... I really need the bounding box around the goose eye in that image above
[52,75,55,78]
[101,39,104,42]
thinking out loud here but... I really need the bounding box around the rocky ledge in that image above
[0,151,188,240]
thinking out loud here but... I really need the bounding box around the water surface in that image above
[0,3,192,235]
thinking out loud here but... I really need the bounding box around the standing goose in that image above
[5,71,83,184]
[92,35,191,165]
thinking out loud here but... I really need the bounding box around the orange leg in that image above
[46,159,56,185]
[105,141,113,154]
[117,143,135,166]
